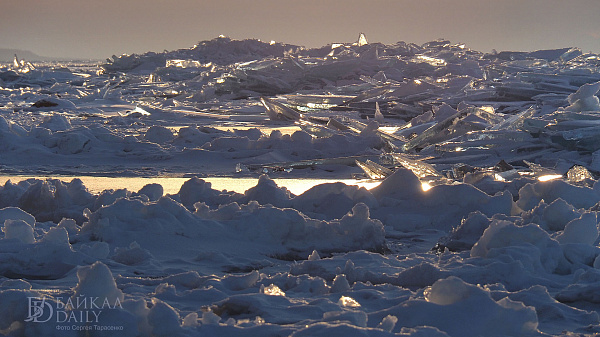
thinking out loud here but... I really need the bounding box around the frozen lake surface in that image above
[1,35,600,336]
[0,175,382,195]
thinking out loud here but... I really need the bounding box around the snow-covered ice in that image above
[1,35,600,336]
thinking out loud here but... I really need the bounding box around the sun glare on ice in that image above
[421,181,433,191]
[261,284,285,296]
[338,296,361,308]
[494,173,507,182]
[537,174,563,182]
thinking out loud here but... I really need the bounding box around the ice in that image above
[0,207,36,227]
[177,176,236,210]
[516,178,600,211]
[137,183,164,201]
[371,276,539,336]
[4,35,600,336]
[260,96,302,121]
[537,198,580,231]
[369,168,513,231]
[308,249,321,261]
[73,261,124,304]
[38,115,72,132]
[2,219,35,244]
[401,110,461,152]
[331,275,351,293]
[373,102,385,123]
[490,106,535,131]
[79,241,110,259]
[555,212,599,245]
[438,211,490,251]
[12,54,36,73]
[147,299,184,336]
[261,283,286,297]
[357,33,369,47]
[424,276,471,305]
[242,174,293,207]
[565,81,600,112]
[355,159,393,180]
[391,153,442,180]
[471,219,566,274]
[144,125,175,144]
[376,315,397,332]
[112,241,154,265]
[292,183,378,220]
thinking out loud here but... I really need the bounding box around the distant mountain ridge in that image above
[0,48,70,62]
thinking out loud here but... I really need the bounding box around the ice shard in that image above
[299,121,337,138]
[355,159,393,180]
[341,84,392,106]
[346,119,406,143]
[524,160,562,180]
[401,111,461,152]
[357,33,368,46]
[566,165,594,184]
[327,118,351,131]
[360,74,386,86]
[387,102,423,121]
[374,102,385,123]
[283,94,352,111]
[490,106,536,131]
[260,96,302,121]
[562,126,600,141]
[494,160,514,172]
[388,80,440,99]
[243,155,379,172]
[11,54,35,73]
[391,153,443,180]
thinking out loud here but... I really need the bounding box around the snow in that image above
[372,276,540,336]
[2,36,600,336]
[0,207,36,227]
[555,212,599,245]
[2,219,35,244]
[565,81,600,112]
[72,261,124,304]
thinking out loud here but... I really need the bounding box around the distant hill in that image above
[0,48,62,62]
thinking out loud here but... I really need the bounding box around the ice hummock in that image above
[2,35,600,336]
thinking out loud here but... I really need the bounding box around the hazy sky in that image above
[1,0,599,59]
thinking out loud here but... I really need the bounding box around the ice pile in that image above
[0,172,599,336]
[1,35,600,181]
[1,35,600,336]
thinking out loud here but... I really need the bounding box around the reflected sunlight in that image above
[493,173,507,182]
[421,181,433,191]
[338,296,361,308]
[262,284,285,297]
[0,176,383,195]
[537,174,563,182]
